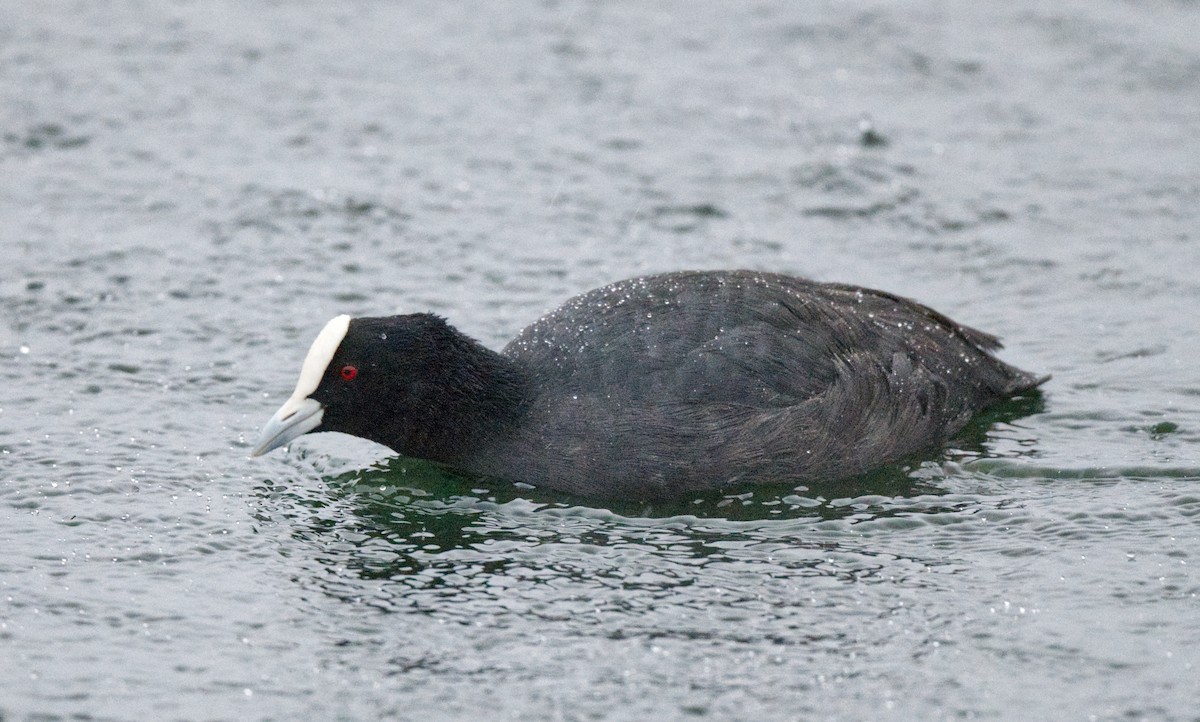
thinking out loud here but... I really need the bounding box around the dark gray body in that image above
[450,271,1044,498]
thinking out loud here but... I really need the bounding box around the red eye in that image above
[340,365,358,381]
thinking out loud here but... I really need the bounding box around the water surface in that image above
[2,1,1198,719]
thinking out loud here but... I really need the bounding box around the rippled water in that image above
[3,1,1198,720]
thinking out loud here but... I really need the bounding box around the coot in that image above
[251,270,1045,498]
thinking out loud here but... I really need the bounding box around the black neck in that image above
[374,330,531,464]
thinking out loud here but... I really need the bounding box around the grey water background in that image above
[2,0,1198,719]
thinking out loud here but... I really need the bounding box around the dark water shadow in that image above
[251,389,1047,564]
[945,388,1047,458]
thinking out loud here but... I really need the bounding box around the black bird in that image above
[251,270,1045,499]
